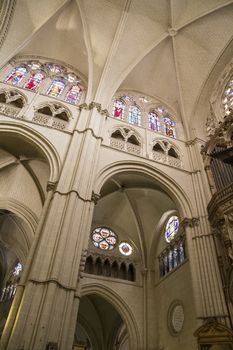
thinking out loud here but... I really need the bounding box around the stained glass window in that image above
[66,73,79,83]
[24,72,44,91]
[112,99,125,119]
[163,116,176,138]
[28,62,42,70]
[92,227,117,250]
[121,94,133,101]
[129,105,141,126]
[65,85,81,104]
[222,77,233,116]
[47,79,65,98]
[13,262,22,276]
[165,216,179,243]
[5,67,28,85]
[148,110,160,131]
[47,63,63,74]
[119,242,133,256]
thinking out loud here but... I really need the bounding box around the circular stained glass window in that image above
[92,227,117,250]
[119,242,133,256]
[165,216,179,243]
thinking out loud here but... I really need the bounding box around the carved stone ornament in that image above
[46,181,57,192]
[78,102,110,117]
[0,103,20,118]
[206,105,219,138]
[180,217,199,230]
[91,191,100,205]
[194,320,233,344]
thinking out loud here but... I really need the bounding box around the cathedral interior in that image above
[0,0,233,349]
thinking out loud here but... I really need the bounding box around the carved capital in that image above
[91,191,100,204]
[46,181,57,192]
[180,217,199,229]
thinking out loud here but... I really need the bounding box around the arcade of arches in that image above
[0,1,233,349]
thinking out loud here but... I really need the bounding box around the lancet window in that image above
[112,99,125,119]
[158,216,186,277]
[111,94,177,138]
[163,116,176,138]
[128,105,141,126]
[148,110,160,131]
[4,66,28,85]
[47,79,65,98]
[24,72,44,91]
[2,60,84,105]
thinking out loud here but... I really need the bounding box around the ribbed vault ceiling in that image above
[1,0,233,136]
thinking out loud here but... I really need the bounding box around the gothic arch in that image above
[0,121,60,182]
[80,283,141,350]
[94,161,194,218]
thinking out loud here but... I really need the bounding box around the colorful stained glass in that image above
[66,73,79,83]
[92,227,117,250]
[65,85,81,104]
[158,105,167,114]
[13,262,22,276]
[119,242,133,256]
[129,105,141,126]
[112,99,125,119]
[165,216,179,243]
[5,67,28,85]
[47,63,63,74]
[139,96,150,103]
[148,110,160,131]
[121,94,133,101]
[163,116,176,138]
[222,77,233,115]
[47,80,65,98]
[28,62,42,70]
[24,72,44,91]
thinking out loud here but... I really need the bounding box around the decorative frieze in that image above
[0,103,20,118]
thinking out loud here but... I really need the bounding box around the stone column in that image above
[185,140,230,328]
[2,103,108,350]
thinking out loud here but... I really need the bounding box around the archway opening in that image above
[75,294,129,350]
[0,209,32,336]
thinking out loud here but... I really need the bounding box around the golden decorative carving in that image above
[194,320,233,346]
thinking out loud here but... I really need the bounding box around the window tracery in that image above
[152,139,181,168]
[148,110,160,132]
[159,237,186,278]
[111,93,177,138]
[128,104,141,126]
[158,216,186,278]
[2,60,84,105]
[47,79,65,98]
[92,227,117,251]
[165,216,179,243]
[4,66,28,85]
[24,72,44,91]
[110,127,141,155]
[112,99,125,119]
[33,102,70,130]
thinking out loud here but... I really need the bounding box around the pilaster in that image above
[1,103,107,350]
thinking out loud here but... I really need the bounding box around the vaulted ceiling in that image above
[1,0,233,137]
